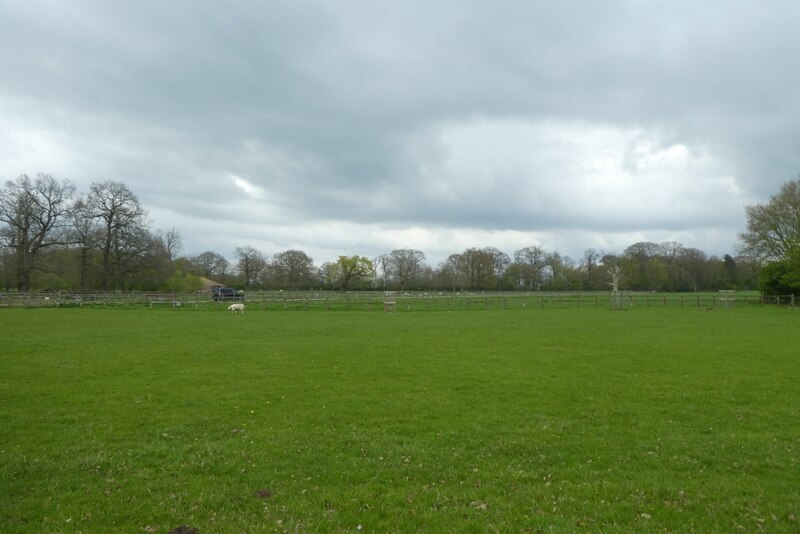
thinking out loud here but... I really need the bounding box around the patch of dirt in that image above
[255,488,274,499]
[169,526,199,534]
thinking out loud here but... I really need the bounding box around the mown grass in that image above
[1,307,798,532]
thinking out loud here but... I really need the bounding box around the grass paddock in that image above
[1,307,798,532]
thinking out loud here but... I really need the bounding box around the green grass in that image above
[1,307,799,532]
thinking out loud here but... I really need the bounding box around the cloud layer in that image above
[3,1,800,264]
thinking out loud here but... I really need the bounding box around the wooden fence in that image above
[0,290,795,311]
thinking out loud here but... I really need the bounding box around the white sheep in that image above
[228,303,245,313]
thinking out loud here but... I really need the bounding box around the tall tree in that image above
[192,250,227,279]
[157,227,183,261]
[374,254,391,289]
[581,248,603,290]
[482,247,510,290]
[1,246,12,290]
[214,256,230,283]
[234,246,266,289]
[622,241,667,290]
[739,177,800,294]
[268,249,315,289]
[0,174,75,290]
[436,254,463,291]
[387,249,427,290]
[512,246,548,290]
[69,197,103,289]
[87,181,147,290]
[739,177,800,261]
[113,228,168,290]
[543,252,578,290]
[675,247,708,292]
[455,248,496,290]
[326,255,374,291]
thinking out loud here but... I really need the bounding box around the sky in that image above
[2,1,800,267]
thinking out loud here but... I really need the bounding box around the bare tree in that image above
[544,251,577,290]
[513,246,548,290]
[387,249,427,290]
[192,250,228,279]
[0,174,75,290]
[112,227,164,290]
[455,248,496,290]
[86,181,148,290]
[581,248,602,290]
[374,254,391,289]
[608,264,623,309]
[234,246,266,289]
[482,247,510,290]
[436,254,463,291]
[69,196,102,289]
[157,227,183,261]
[268,249,315,289]
[1,246,12,290]
[214,255,230,283]
[319,261,339,290]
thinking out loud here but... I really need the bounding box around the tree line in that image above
[180,243,759,292]
[0,175,180,292]
[2,174,798,294]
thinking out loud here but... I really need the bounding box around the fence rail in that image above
[0,290,795,310]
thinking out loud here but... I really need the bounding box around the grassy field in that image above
[1,306,798,532]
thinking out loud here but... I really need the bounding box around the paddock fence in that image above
[0,290,795,311]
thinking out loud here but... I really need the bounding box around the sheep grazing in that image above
[228,303,245,314]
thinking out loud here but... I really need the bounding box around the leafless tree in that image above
[86,181,148,290]
[268,249,315,289]
[374,254,391,288]
[234,245,266,289]
[387,249,427,290]
[192,250,227,279]
[214,256,230,282]
[0,174,75,290]
[157,227,183,261]
[482,247,510,289]
[513,246,548,290]
[69,196,102,289]
[581,248,602,290]
[454,248,496,290]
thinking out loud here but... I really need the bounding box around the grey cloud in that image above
[2,0,800,262]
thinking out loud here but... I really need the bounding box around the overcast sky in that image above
[2,1,799,266]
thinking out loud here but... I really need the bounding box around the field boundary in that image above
[0,290,795,311]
